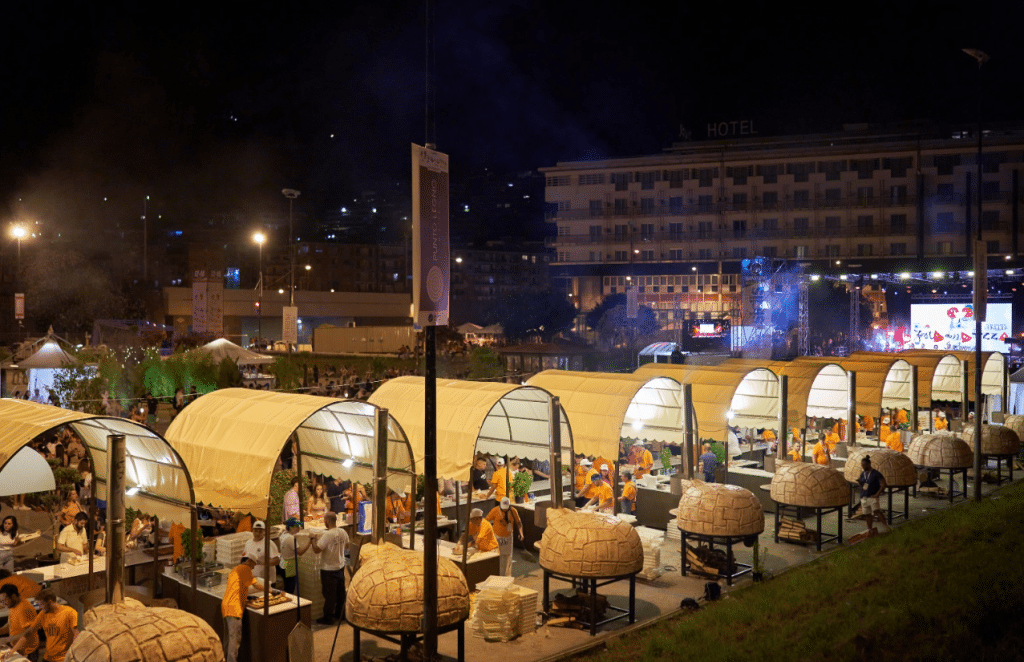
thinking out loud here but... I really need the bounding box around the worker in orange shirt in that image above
[221,556,264,662]
[465,508,498,553]
[486,457,510,504]
[812,435,831,466]
[574,459,597,508]
[584,473,614,512]
[762,428,777,452]
[787,428,803,461]
[895,409,909,426]
[618,472,637,514]
[885,428,905,453]
[385,489,411,525]
[878,416,892,448]
[7,589,76,662]
[935,411,948,431]
[825,429,841,453]
[629,441,654,479]
[863,414,875,436]
[0,583,40,659]
[486,497,522,575]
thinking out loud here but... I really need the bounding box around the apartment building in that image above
[542,123,1023,324]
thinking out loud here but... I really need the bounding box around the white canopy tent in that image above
[0,399,194,523]
[796,356,915,418]
[186,338,274,365]
[525,370,683,458]
[723,359,851,428]
[369,377,573,481]
[0,446,56,496]
[165,388,414,517]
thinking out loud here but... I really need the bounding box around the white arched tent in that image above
[634,363,780,445]
[0,399,194,523]
[369,377,573,481]
[723,359,851,430]
[901,349,1006,406]
[164,388,414,517]
[796,356,915,422]
[525,370,684,461]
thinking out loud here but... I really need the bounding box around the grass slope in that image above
[586,482,1024,662]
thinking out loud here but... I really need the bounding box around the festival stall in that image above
[0,399,194,605]
[901,349,1007,414]
[369,377,574,560]
[163,388,415,662]
[852,351,965,430]
[525,370,687,529]
[0,338,83,399]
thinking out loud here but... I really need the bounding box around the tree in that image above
[467,346,504,380]
[216,357,244,389]
[586,294,660,349]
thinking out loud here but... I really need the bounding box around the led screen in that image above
[909,303,1012,352]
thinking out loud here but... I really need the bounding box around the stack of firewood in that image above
[684,543,736,576]
[778,517,817,544]
[547,589,608,628]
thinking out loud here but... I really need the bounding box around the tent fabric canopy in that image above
[369,377,572,481]
[0,446,56,496]
[634,364,779,443]
[795,356,913,414]
[525,370,680,459]
[0,399,192,522]
[638,342,681,358]
[165,388,414,516]
[852,351,964,406]
[723,359,849,427]
[901,349,1004,397]
[186,338,274,365]
[3,340,79,369]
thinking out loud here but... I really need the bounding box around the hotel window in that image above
[579,173,605,185]
[787,162,814,183]
[668,249,684,260]
[857,186,874,204]
[794,245,808,258]
[793,218,810,236]
[762,218,778,232]
[732,247,747,258]
[890,242,907,256]
[757,164,782,184]
[641,250,655,261]
[857,215,873,233]
[825,216,842,232]
[934,155,960,176]
[639,171,659,190]
[792,190,810,208]
[546,175,571,186]
[935,183,955,202]
[557,201,571,212]
[825,244,841,257]
[589,225,602,240]
[697,222,713,238]
[640,198,655,215]
[987,240,1001,254]
[614,224,628,239]
[762,191,779,208]
[614,199,628,214]
[852,158,879,180]
[819,160,846,181]
[667,169,687,188]
[589,200,603,217]
[890,214,907,234]
[982,210,1000,231]
[669,197,684,213]
[935,212,956,233]
[887,157,913,178]
[857,243,873,256]
[694,168,717,187]
[762,246,778,257]
[733,220,747,238]
[611,172,631,191]
[614,250,628,261]
[982,181,1001,201]
[824,188,842,206]
[937,241,953,255]
[668,223,684,239]
[890,185,908,205]
[698,248,713,259]
[732,193,748,208]
[640,223,654,239]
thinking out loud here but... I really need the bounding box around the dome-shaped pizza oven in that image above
[67,607,222,662]
[769,462,848,508]
[959,424,1021,456]
[1002,415,1024,445]
[539,509,643,577]
[907,433,972,468]
[676,482,764,537]
[346,543,470,632]
[843,448,917,487]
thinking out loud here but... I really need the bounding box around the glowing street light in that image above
[10,225,27,273]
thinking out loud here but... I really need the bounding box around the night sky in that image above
[3,1,1024,236]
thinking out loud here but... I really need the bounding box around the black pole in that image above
[424,324,439,658]
[973,52,985,502]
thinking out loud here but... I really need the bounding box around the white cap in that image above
[939,411,946,417]
[632,440,645,447]
[252,520,266,530]
[600,464,609,471]
[499,497,511,510]
[882,417,890,424]
[580,459,592,467]
[495,458,505,466]
[398,491,406,498]
[470,508,483,518]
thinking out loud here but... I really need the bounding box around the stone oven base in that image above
[541,569,636,636]
[678,532,753,586]
[351,620,466,662]
[773,504,844,552]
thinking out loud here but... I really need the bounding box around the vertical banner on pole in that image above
[207,271,224,337]
[14,293,24,320]
[282,306,298,345]
[191,271,208,334]
[411,143,450,326]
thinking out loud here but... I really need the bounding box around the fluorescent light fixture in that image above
[126,487,140,496]
[900,272,910,280]
[631,420,643,431]
[839,275,848,281]
[726,410,736,420]
[1006,270,1014,275]
[932,272,943,278]
[342,459,354,468]
[810,275,820,282]
[870,274,878,279]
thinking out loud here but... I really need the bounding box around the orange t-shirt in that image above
[9,598,39,656]
[485,506,521,538]
[468,519,498,552]
[31,605,77,662]
[221,563,262,619]
[1,573,42,599]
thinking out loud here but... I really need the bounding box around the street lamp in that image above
[253,232,266,344]
[11,225,27,274]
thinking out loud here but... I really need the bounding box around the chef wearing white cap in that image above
[574,459,597,508]
[629,440,654,479]
[486,497,523,575]
[243,521,280,586]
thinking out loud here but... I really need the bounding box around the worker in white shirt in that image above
[243,521,280,586]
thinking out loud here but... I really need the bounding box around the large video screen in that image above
[909,303,1012,352]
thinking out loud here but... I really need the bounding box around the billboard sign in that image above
[909,302,1012,352]
[282,306,298,345]
[14,293,24,320]
[411,143,450,326]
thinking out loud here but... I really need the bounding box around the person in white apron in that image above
[485,497,522,576]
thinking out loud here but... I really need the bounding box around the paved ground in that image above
[4,468,1017,662]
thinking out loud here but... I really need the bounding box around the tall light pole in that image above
[963,47,988,502]
[282,189,300,306]
[254,232,266,344]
